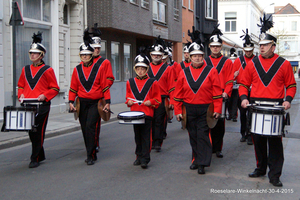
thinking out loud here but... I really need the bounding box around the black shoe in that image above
[29,161,39,168]
[96,146,99,153]
[270,179,283,187]
[133,160,141,166]
[248,170,265,178]
[247,137,253,145]
[240,136,246,142]
[167,119,172,123]
[232,118,237,122]
[198,166,205,174]
[86,159,95,165]
[190,164,198,170]
[141,163,148,169]
[216,151,223,158]
[163,133,167,140]
[155,146,161,152]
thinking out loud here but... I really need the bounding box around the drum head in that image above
[117,111,145,119]
[207,103,218,129]
[181,105,187,130]
[98,99,111,121]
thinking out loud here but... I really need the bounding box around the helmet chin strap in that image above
[260,44,273,58]
[151,55,162,63]
[190,55,204,65]
[80,54,93,63]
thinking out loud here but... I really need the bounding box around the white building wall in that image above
[0,0,4,119]
[218,0,262,54]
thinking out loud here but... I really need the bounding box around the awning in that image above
[290,61,299,66]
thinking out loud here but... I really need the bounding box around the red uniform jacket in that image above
[93,56,115,88]
[174,64,223,115]
[18,63,60,101]
[205,55,234,97]
[69,58,112,103]
[125,76,161,117]
[239,54,296,103]
[233,55,256,84]
[148,62,175,103]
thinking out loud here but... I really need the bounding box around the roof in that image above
[275,3,300,14]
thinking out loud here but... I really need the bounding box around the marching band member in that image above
[179,42,192,69]
[204,24,234,158]
[69,28,113,165]
[174,27,222,174]
[125,49,161,169]
[239,15,296,187]
[227,48,238,122]
[17,32,60,168]
[90,24,115,152]
[234,29,256,145]
[148,36,175,152]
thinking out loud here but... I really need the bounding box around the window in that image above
[100,41,107,58]
[141,0,149,9]
[278,21,284,31]
[206,0,213,18]
[225,12,236,32]
[188,0,191,9]
[20,0,51,22]
[130,0,138,4]
[174,0,179,20]
[291,21,297,31]
[124,44,132,81]
[111,42,120,81]
[153,0,166,23]
[63,4,68,25]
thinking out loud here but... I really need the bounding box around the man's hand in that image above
[169,104,174,110]
[143,100,151,106]
[103,103,110,113]
[213,112,220,119]
[234,71,239,79]
[176,114,182,122]
[222,92,228,99]
[127,100,134,106]
[19,94,25,101]
[69,103,76,112]
[241,99,249,109]
[37,94,46,101]
[282,101,291,110]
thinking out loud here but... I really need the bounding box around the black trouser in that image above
[210,118,225,152]
[28,103,50,162]
[134,118,152,164]
[252,134,284,181]
[228,89,239,119]
[79,99,100,160]
[238,97,248,137]
[186,104,212,166]
[152,96,166,147]
[96,118,101,148]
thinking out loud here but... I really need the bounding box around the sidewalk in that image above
[0,102,129,150]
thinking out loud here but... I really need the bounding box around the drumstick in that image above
[238,61,245,72]
[128,97,143,104]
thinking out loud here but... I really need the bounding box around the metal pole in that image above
[12,2,17,106]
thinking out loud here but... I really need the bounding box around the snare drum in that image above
[117,111,145,124]
[4,106,36,131]
[250,105,285,136]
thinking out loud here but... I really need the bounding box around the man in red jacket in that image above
[233,29,256,145]
[239,15,296,187]
[69,29,113,165]
[148,36,175,152]
[174,27,222,174]
[18,32,60,168]
[204,25,234,158]
[125,51,161,169]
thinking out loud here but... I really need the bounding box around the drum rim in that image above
[117,111,145,120]
[251,106,285,114]
[4,106,37,112]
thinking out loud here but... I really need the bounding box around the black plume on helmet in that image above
[211,23,223,37]
[32,31,43,43]
[83,27,92,47]
[230,48,235,55]
[92,23,102,37]
[257,14,274,34]
[154,35,166,48]
[188,26,202,44]
[240,29,251,43]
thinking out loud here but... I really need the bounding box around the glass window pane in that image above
[43,0,51,22]
[63,4,68,25]
[291,21,297,31]
[225,12,236,19]
[231,21,236,32]
[124,44,132,81]
[111,42,120,81]
[100,41,106,58]
[15,22,51,80]
[24,0,41,20]
[153,0,158,20]
[225,21,230,32]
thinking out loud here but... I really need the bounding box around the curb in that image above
[0,117,119,150]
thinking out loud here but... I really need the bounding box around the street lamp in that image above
[261,3,275,16]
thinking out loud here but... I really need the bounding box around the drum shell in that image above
[250,106,284,136]
[4,106,36,131]
[117,111,145,124]
[220,99,227,118]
